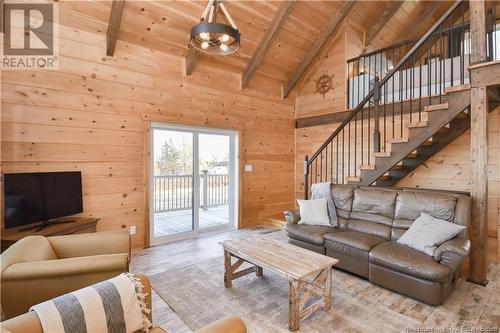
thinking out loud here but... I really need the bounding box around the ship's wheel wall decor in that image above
[314,73,334,98]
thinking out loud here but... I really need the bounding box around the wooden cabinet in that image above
[1,218,99,252]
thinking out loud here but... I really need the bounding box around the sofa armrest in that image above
[284,210,300,224]
[2,254,129,281]
[196,316,246,333]
[434,238,470,262]
[47,230,131,259]
[0,311,42,333]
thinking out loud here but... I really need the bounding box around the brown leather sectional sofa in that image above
[284,186,471,305]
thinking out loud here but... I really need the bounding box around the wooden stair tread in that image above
[455,111,468,119]
[424,103,449,112]
[391,164,403,170]
[405,152,418,159]
[390,137,409,143]
[407,121,428,128]
[347,177,361,183]
[374,152,391,158]
[422,139,433,146]
[378,175,391,181]
[437,126,450,134]
[444,84,471,94]
[360,165,376,170]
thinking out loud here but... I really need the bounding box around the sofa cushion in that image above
[397,213,465,256]
[392,191,458,241]
[297,198,330,226]
[332,185,356,220]
[369,242,452,282]
[346,188,398,240]
[324,231,386,260]
[352,188,397,217]
[285,223,338,246]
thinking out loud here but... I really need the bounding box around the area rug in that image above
[149,249,500,333]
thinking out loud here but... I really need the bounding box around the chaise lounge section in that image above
[284,186,471,305]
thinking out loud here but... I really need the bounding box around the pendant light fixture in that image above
[189,0,240,56]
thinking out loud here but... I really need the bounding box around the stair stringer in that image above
[358,90,471,186]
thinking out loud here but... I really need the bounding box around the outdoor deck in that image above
[154,205,229,236]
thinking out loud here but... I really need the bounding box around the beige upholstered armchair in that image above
[0,230,131,319]
[1,274,246,333]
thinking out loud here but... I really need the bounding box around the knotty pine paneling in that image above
[397,107,500,245]
[295,25,347,119]
[1,15,295,249]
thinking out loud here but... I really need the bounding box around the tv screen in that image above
[3,172,83,229]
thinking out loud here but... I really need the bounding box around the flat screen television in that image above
[3,171,83,230]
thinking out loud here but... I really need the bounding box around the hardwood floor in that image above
[131,226,276,332]
[131,226,500,333]
[153,205,229,236]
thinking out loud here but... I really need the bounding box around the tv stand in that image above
[19,219,77,232]
[1,217,99,252]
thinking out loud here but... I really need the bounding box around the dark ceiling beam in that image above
[361,1,404,53]
[240,0,296,89]
[282,0,355,99]
[183,48,200,76]
[106,0,125,56]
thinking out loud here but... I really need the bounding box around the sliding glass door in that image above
[150,123,238,245]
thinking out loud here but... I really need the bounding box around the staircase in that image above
[362,86,470,186]
[303,0,499,197]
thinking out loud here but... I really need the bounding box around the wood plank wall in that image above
[294,19,499,255]
[295,26,347,119]
[1,16,295,249]
[397,107,500,247]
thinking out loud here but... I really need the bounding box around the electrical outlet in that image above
[244,164,253,172]
[129,225,136,235]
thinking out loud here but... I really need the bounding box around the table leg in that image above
[255,265,263,276]
[224,250,232,288]
[324,267,332,310]
[288,279,300,331]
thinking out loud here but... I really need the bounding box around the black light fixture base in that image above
[190,22,240,56]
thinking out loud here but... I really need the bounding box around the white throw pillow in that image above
[297,198,330,226]
[397,212,465,256]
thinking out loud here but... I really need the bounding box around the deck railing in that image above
[153,172,229,213]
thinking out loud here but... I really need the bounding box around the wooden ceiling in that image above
[59,0,452,98]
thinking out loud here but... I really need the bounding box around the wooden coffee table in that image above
[219,236,338,331]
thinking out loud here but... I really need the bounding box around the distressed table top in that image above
[220,235,338,280]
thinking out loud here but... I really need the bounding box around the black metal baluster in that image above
[450,12,454,87]
[419,57,422,122]
[392,48,395,136]
[442,26,445,94]
[342,129,345,183]
[354,114,357,175]
[348,122,351,178]
[361,95,364,167]
[330,142,333,183]
[320,152,323,182]
[428,37,432,104]
[325,142,329,181]
[461,2,465,84]
[315,158,318,184]
[410,54,414,123]
[358,60,361,108]
[368,55,371,165]
[399,51,403,138]
[439,24,443,103]
[336,137,339,184]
